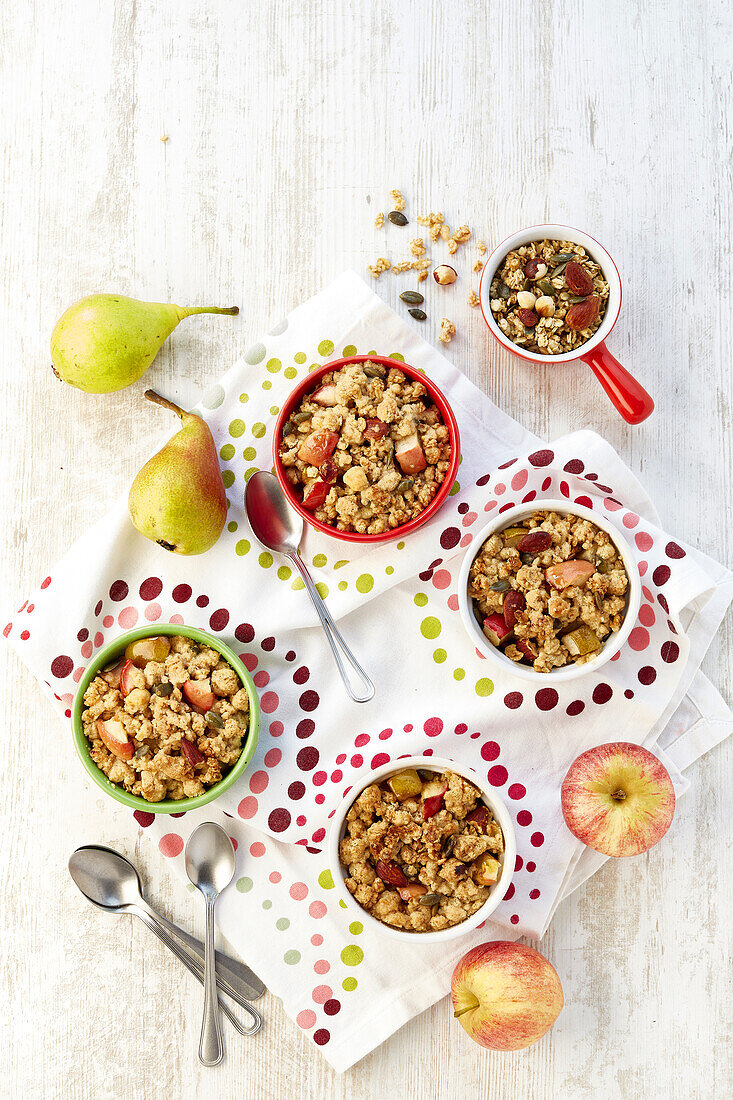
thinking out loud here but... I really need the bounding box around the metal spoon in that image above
[185,823,237,1067]
[245,471,375,703]
[67,844,264,1000]
[68,846,262,1036]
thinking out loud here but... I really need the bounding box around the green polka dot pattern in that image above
[317,339,334,356]
[229,419,245,438]
[475,678,495,697]
[220,443,235,461]
[420,616,441,639]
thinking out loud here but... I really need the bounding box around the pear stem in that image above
[144,389,186,420]
[177,305,239,317]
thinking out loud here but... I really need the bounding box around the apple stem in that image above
[612,789,627,801]
[453,993,480,1018]
[144,389,186,420]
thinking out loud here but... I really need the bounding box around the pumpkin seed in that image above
[363,362,386,377]
[550,261,569,278]
[134,744,150,758]
[566,294,587,303]
[498,283,513,299]
[419,893,441,907]
[553,252,575,262]
[395,477,414,493]
[400,290,424,305]
[291,410,311,424]
[537,278,554,296]
[153,682,173,697]
[282,419,294,437]
[205,711,225,729]
[595,592,604,611]
[442,833,457,857]
[408,307,427,321]
[388,210,408,226]
[490,579,510,592]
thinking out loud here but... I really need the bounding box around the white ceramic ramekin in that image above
[328,754,516,943]
[457,499,641,684]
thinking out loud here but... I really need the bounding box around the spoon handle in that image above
[291,551,375,703]
[135,908,261,1035]
[199,895,224,1066]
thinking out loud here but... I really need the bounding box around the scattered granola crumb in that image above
[409,237,427,258]
[447,238,459,255]
[418,212,445,243]
[417,270,429,283]
[473,258,485,272]
[476,239,487,255]
[161,134,169,143]
[390,189,406,212]
[468,290,480,308]
[368,258,392,278]
[453,225,471,244]
[374,212,385,228]
[440,225,451,242]
[411,257,431,273]
[439,318,457,344]
[391,260,413,274]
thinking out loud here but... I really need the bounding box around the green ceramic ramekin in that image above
[72,623,260,814]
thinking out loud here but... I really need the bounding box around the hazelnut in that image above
[534,295,556,318]
[517,290,537,310]
[433,264,458,285]
[524,258,548,280]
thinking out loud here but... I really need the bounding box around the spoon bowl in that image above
[244,472,375,703]
[68,845,142,910]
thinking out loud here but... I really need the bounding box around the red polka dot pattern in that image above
[504,692,523,710]
[566,700,585,716]
[139,577,163,600]
[535,688,559,711]
[480,741,500,762]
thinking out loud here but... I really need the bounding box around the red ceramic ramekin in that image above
[478,223,654,425]
[272,354,461,543]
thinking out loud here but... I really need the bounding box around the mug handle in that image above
[580,341,655,425]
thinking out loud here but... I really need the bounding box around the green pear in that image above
[128,390,227,554]
[51,294,238,393]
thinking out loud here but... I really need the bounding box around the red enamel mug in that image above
[478,224,654,425]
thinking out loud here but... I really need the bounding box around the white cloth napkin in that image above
[5,271,732,1072]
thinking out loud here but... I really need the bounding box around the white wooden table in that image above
[1,2,730,1097]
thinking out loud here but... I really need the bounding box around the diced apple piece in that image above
[545,560,595,590]
[311,383,339,406]
[502,526,529,548]
[297,429,339,465]
[119,659,136,698]
[422,778,448,820]
[395,433,427,475]
[182,678,215,712]
[483,614,512,647]
[388,769,423,801]
[397,883,428,902]
[343,466,369,492]
[181,737,205,766]
[96,718,134,760]
[564,625,601,658]
[363,417,390,441]
[465,805,490,831]
[302,478,330,510]
[124,636,171,667]
[473,852,501,886]
[101,659,125,689]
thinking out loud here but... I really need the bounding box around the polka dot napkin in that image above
[5,271,733,1072]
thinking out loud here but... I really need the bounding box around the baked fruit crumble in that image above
[279,360,452,534]
[468,510,629,672]
[339,768,505,932]
[81,634,248,802]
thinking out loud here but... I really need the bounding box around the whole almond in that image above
[515,530,553,554]
[503,589,526,630]
[566,294,600,331]
[376,859,407,886]
[564,261,594,297]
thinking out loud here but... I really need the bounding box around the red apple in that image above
[483,613,512,646]
[421,778,448,819]
[119,659,136,698]
[363,417,390,440]
[546,560,595,590]
[182,678,215,712]
[96,718,134,761]
[311,383,338,406]
[298,429,339,465]
[395,433,427,475]
[561,742,675,857]
[397,883,428,902]
[302,478,330,510]
[452,941,563,1051]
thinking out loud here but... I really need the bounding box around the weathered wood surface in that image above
[0,1,730,1097]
